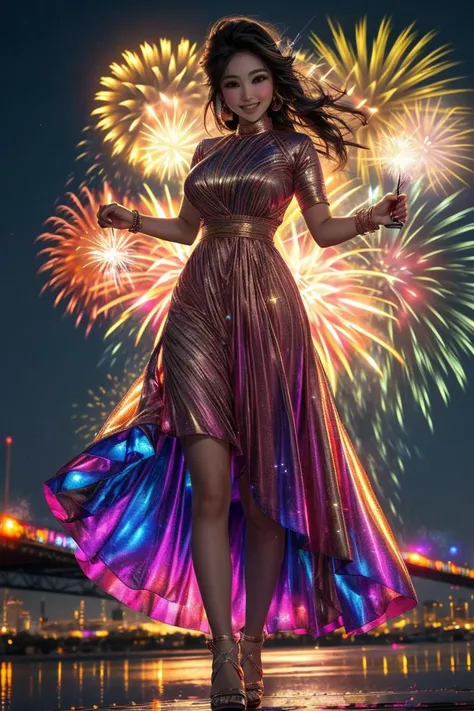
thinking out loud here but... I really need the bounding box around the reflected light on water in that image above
[0,662,12,711]
[79,661,84,696]
[124,658,129,693]
[0,642,473,710]
[56,660,62,709]
[99,659,105,704]
[361,655,367,679]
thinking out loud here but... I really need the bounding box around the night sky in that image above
[2,0,474,624]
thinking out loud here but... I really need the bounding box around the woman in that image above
[44,15,417,711]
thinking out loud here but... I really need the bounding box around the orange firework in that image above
[96,184,193,347]
[36,183,150,335]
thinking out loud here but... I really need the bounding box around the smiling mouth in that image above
[240,102,259,109]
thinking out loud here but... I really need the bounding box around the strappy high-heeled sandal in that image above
[206,633,247,711]
[239,628,268,710]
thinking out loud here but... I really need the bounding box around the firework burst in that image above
[355,181,474,429]
[97,184,195,347]
[73,349,149,444]
[337,381,421,526]
[73,124,142,194]
[36,183,150,334]
[139,96,206,181]
[309,16,470,181]
[91,38,208,168]
[383,99,474,193]
[275,180,406,389]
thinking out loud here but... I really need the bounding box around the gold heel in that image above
[206,633,247,711]
[239,628,268,710]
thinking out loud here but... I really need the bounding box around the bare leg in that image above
[180,434,243,699]
[238,474,286,684]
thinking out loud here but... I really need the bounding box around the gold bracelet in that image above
[355,206,380,235]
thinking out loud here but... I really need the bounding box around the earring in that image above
[216,95,233,122]
[271,93,283,111]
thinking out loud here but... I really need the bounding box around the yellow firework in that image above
[309,17,469,181]
[73,349,149,444]
[91,38,207,167]
[382,99,474,193]
[139,96,207,181]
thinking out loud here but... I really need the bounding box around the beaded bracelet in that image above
[354,206,380,235]
[129,209,143,234]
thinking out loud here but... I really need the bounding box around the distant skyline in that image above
[3,585,473,629]
[2,0,474,621]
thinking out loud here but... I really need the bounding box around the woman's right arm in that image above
[140,195,201,245]
[97,193,202,246]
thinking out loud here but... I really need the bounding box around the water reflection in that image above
[0,642,472,711]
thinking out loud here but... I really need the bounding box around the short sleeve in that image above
[190,139,204,169]
[293,135,330,211]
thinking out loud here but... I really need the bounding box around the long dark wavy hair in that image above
[200,15,369,170]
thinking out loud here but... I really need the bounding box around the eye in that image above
[223,74,268,88]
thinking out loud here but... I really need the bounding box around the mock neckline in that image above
[235,115,273,137]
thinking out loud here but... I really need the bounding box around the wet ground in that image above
[53,690,474,710]
[1,642,472,711]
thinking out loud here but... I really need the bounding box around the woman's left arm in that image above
[293,134,408,248]
[301,192,409,248]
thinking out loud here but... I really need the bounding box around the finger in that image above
[97,205,109,222]
[100,207,114,225]
[393,210,408,221]
[97,207,111,228]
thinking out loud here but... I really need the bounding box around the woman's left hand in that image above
[372,192,408,226]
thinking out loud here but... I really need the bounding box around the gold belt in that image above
[201,216,276,243]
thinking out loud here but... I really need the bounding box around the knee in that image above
[193,487,230,521]
[244,496,279,534]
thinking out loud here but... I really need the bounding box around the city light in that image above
[403,551,474,580]
[0,513,77,553]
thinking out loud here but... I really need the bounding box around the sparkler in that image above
[375,131,421,229]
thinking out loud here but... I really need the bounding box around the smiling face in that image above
[219,51,274,125]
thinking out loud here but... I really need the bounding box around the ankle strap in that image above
[205,634,243,685]
[239,628,268,643]
[207,633,238,644]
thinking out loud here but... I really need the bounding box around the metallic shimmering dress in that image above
[44,115,417,636]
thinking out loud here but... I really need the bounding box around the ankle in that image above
[240,627,267,642]
[207,634,241,666]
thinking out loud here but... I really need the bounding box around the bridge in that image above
[0,512,473,598]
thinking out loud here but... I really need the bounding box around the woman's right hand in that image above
[97,202,134,230]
